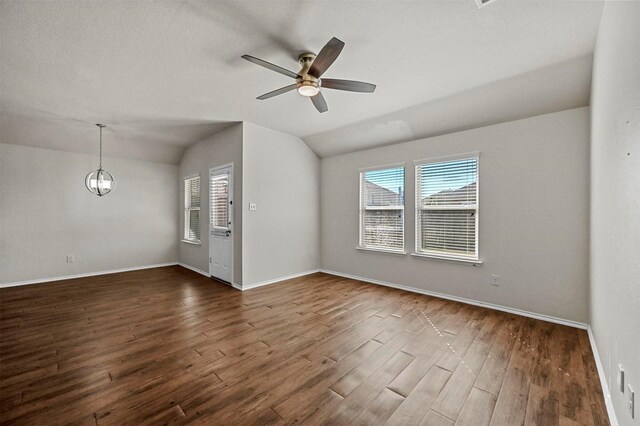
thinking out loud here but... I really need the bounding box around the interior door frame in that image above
[209,162,234,285]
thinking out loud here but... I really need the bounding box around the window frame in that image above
[358,163,406,254]
[209,171,231,233]
[183,174,201,244]
[414,153,480,263]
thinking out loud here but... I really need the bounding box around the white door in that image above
[209,165,233,283]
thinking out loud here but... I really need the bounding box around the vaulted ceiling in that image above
[1,0,604,163]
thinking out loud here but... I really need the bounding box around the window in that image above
[183,175,201,243]
[416,155,478,260]
[359,166,405,252]
[210,173,229,230]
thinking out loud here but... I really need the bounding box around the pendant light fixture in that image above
[85,124,116,196]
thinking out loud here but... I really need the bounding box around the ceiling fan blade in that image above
[257,84,297,100]
[241,54,300,79]
[308,37,345,79]
[321,79,376,93]
[311,92,328,113]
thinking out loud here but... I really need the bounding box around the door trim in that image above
[209,162,234,285]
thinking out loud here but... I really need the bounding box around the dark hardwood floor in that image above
[0,266,608,425]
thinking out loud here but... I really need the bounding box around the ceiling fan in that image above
[241,37,376,113]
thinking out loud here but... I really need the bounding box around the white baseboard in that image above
[177,262,209,277]
[240,269,321,291]
[0,262,179,288]
[320,269,588,330]
[177,263,243,290]
[587,326,619,426]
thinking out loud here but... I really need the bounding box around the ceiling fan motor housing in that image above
[297,53,320,96]
[298,54,318,79]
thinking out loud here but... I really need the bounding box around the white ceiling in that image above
[307,54,595,157]
[0,0,604,163]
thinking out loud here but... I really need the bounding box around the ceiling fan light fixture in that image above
[297,80,320,97]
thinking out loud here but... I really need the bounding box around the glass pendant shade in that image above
[85,168,115,196]
[86,123,116,197]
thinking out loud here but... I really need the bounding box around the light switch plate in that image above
[249,202,257,211]
[618,364,625,392]
[67,255,74,263]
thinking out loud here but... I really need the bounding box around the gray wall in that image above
[0,143,178,285]
[321,107,590,323]
[590,2,640,425]
[178,123,243,284]
[242,122,320,287]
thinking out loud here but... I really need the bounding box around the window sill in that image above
[411,252,482,265]
[181,240,201,246]
[356,246,407,256]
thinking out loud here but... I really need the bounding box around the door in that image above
[209,164,233,283]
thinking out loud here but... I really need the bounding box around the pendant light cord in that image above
[99,125,103,169]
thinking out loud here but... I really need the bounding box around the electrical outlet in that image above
[618,364,625,392]
[491,275,500,286]
[66,255,74,263]
[629,384,635,419]
[249,202,257,211]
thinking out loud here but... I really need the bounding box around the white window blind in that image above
[359,166,405,251]
[184,175,200,242]
[416,156,478,260]
[210,173,230,231]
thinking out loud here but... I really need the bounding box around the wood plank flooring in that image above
[0,266,609,425]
